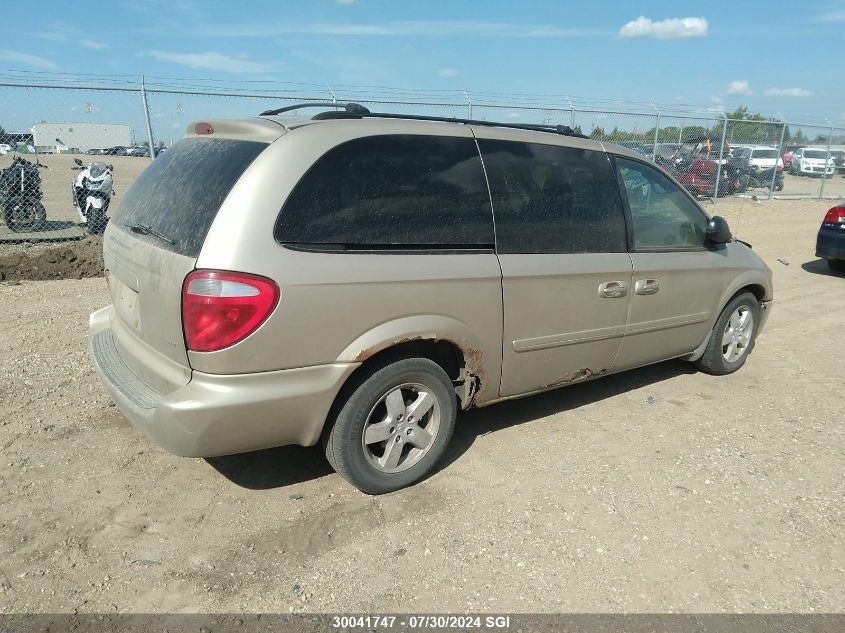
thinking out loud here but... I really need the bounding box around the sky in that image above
[1,0,844,139]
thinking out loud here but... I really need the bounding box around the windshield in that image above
[751,149,778,159]
[804,150,829,159]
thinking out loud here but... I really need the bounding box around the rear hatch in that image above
[104,128,275,392]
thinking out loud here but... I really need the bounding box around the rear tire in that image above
[828,259,845,272]
[323,357,457,494]
[695,292,760,375]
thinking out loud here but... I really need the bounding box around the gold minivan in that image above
[89,103,773,494]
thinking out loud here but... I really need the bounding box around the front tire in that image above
[324,357,457,494]
[3,200,46,232]
[87,212,108,235]
[695,292,760,375]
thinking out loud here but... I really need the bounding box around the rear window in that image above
[275,134,494,249]
[478,139,627,254]
[112,137,265,257]
[751,149,778,159]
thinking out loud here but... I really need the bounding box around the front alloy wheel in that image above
[694,292,760,375]
[721,306,754,363]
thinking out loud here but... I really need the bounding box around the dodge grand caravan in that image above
[89,103,773,494]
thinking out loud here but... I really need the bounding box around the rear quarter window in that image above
[111,137,266,257]
[274,134,494,249]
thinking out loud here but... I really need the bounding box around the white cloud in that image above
[196,20,601,38]
[710,94,723,103]
[618,16,708,39]
[147,50,271,73]
[438,67,459,77]
[727,80,753,95]
[0,50,58,70]
[80,39,108,50]
[764,87,813,97]
[36,21,109,50]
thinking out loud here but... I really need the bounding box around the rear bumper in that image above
[816,225,845,261]
[89,307,358,457]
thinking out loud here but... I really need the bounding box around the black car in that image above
[816,206,845,272]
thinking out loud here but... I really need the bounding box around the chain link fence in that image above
[2,79,845,240]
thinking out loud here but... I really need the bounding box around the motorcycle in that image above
[0,156,48,232]
[727,153,784,192]
[72,158,114,234]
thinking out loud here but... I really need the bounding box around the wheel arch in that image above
[686,276,770,362]
[334,315,492,411]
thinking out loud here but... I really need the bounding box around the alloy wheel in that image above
[721,306,754,362]
[361,383,441,473]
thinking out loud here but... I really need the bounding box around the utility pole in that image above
[140,74,156,161]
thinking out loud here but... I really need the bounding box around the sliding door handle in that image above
[598,281,628,298]
[635,279,660,295]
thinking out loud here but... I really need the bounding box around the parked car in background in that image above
[782,145,804,170]
[89,103,774,494]
[816,206,845,272]
[790,148,835,177]
[102,146,128,156]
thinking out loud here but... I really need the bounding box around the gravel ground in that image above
[0,198,842,614]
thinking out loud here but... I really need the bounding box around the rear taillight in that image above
[182,270,279,352]
[823,206,845,224]
[776,165,783,173]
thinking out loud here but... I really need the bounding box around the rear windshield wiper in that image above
[124,222,175,245]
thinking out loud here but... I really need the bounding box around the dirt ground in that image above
[0,198,842,614]
[0,237,103,281]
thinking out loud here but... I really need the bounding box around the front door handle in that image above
[635,279,660,295]
[598,281,628,298]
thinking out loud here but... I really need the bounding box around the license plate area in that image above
[113,276,141,331]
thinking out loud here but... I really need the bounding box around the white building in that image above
[31,122,131,153]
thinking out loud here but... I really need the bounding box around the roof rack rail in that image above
[259,102,370,117]
[259,101,588,139]
[358,111,588,138]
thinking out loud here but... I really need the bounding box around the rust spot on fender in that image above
[352,337,486,409]
[540,367,607,390]
[352,336,424,363]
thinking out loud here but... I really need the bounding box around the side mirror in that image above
[74,158,83,166]
[706,215,732,244]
